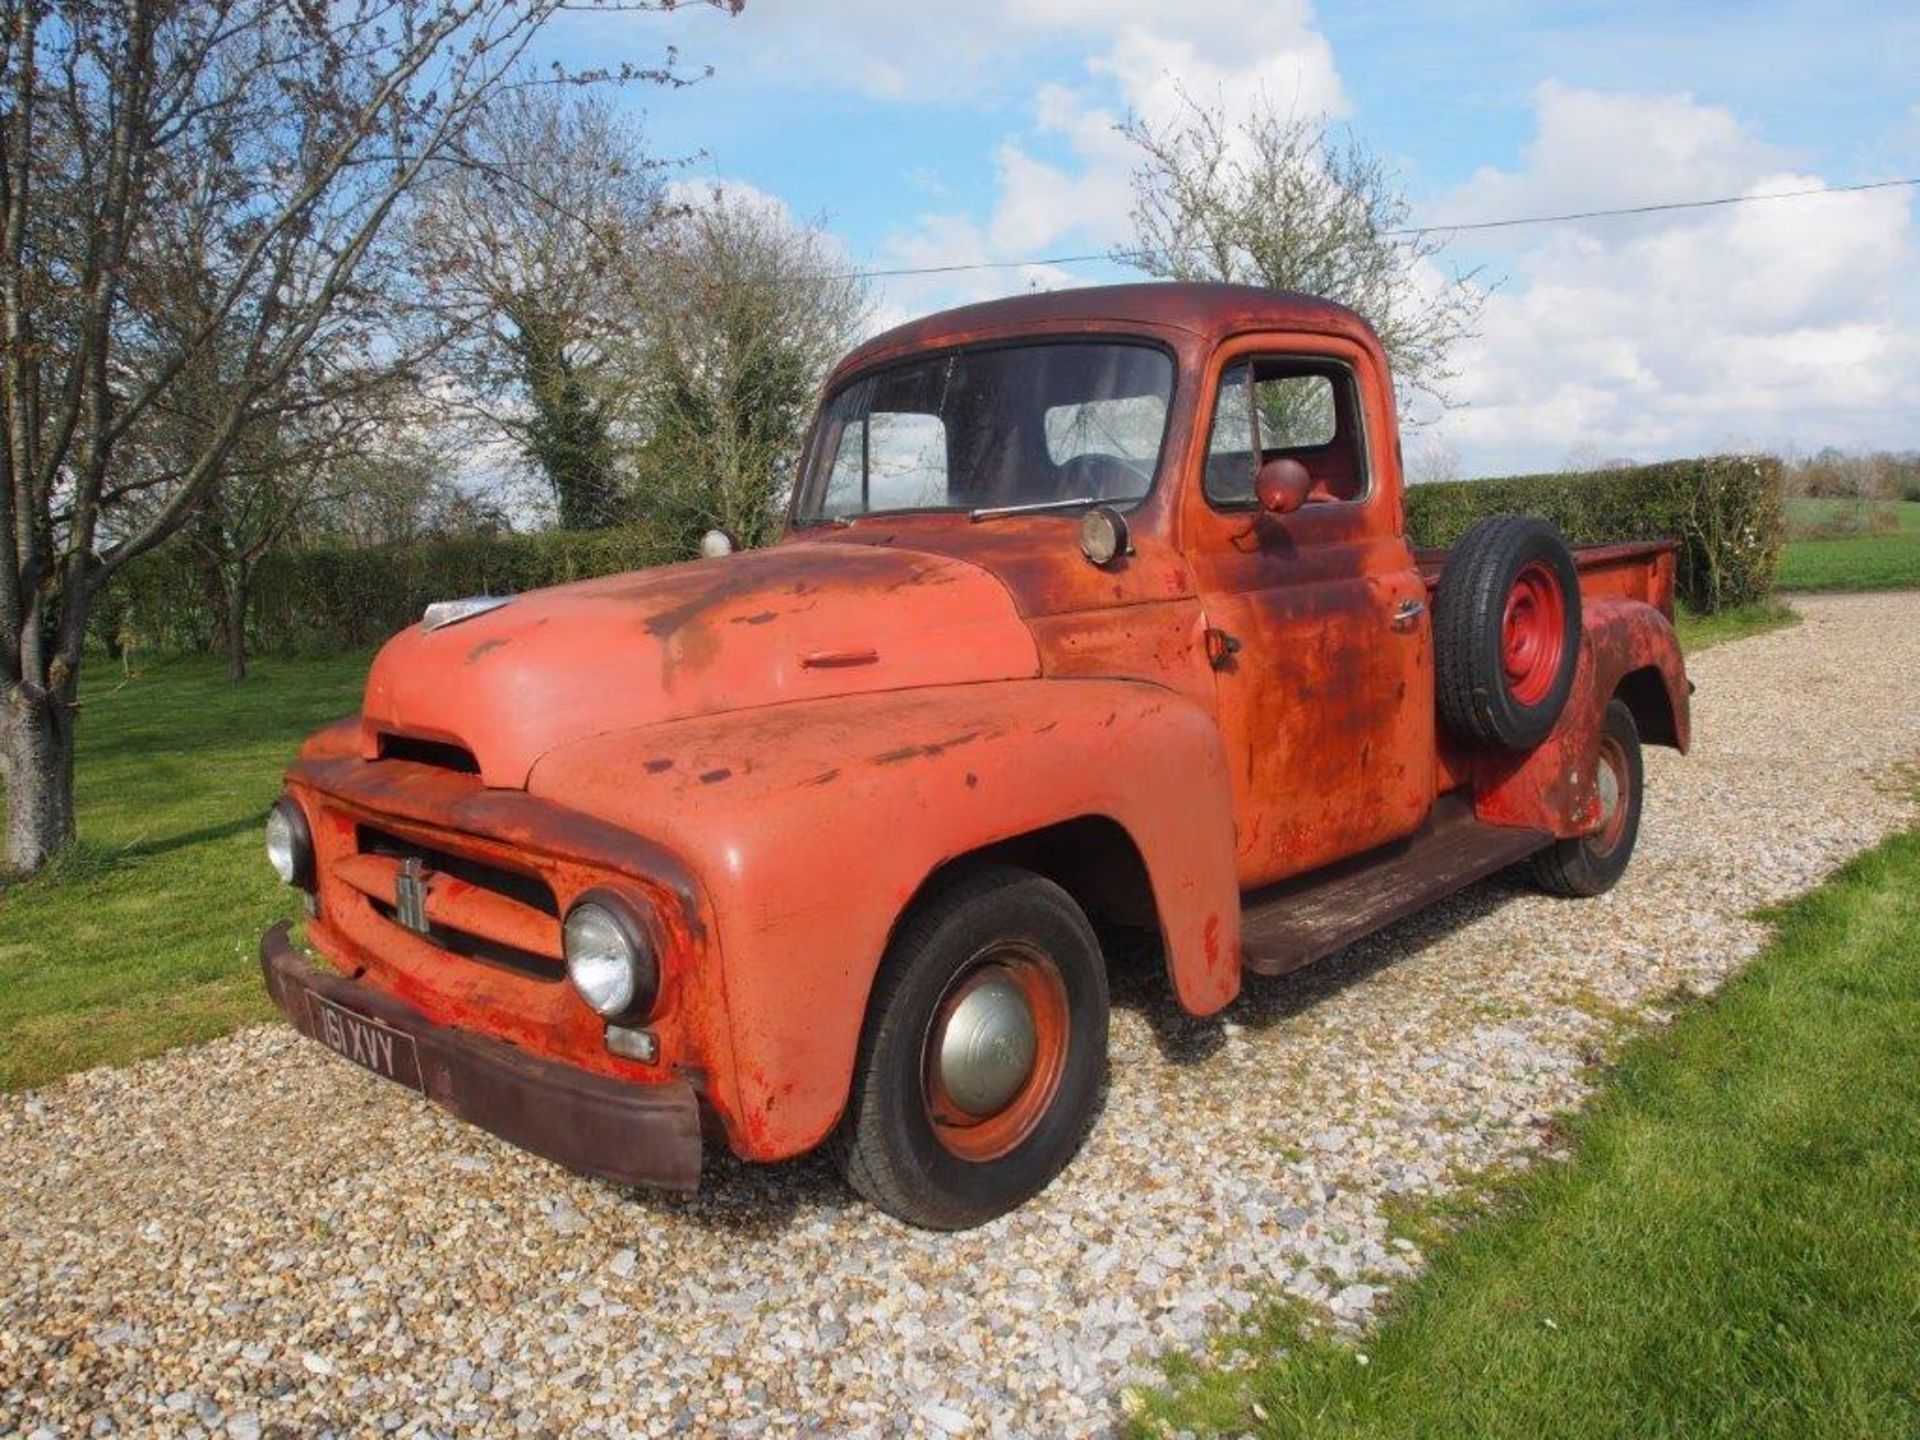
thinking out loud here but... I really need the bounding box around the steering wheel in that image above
[1055,453,1150,502]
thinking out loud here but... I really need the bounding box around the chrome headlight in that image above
[563,891,658,1020]
[266,797,314,890]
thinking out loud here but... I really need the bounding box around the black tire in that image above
[834,866,1109,1230]
[1435,515,1583,751]
[1531,699,1644,898]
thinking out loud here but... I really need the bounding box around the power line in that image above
[840,175,1920,282]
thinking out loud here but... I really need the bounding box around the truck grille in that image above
[338,825,564,981]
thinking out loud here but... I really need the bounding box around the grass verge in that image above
[1673,599,1799,653]
[0,652,368,1090]
[1131,828,1920,1439]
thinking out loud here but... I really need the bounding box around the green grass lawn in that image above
[1779,498,1920,592]
[0,652,368,1090]
[1134,827,1920,1439]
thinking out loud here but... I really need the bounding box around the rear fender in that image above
[1474,598,1690,836]
[528,679,1240,1161]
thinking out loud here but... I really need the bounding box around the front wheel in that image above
[834,866,1109,1230]
[1530,698,1644,898]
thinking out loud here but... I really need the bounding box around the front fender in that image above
[527,678,1239,1161]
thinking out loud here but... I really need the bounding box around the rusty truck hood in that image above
[359,540,1041,788]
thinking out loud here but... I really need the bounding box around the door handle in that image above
[1391,598,1427,632]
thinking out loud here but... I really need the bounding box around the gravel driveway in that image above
[5,592,1918,1440]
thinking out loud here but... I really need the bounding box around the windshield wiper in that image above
[968,496,1104,522]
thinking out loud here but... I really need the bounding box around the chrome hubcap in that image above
[937,973,1038,1117]
[1596,761,1621,829]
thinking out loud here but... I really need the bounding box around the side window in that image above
[1254,374,1335,450]
[1203,358,1368,507]
[822,411,950,515]
[1204,363,1257,504]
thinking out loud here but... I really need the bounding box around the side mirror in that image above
[1254,457,1313,516]
[699,529,735,559]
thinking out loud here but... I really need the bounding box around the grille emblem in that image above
[395,857,429,934]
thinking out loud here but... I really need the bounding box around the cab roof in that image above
[834,281,1382,380]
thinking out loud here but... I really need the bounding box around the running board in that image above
[1239,796,1551,977]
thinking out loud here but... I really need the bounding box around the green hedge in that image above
[106,526,682,657]
[104,454,1782,656]
[1405,455,1784,613]
[249,528,683,652]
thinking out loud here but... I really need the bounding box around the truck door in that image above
[1182,335,1436,890]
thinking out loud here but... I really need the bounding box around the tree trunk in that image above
[226,568,250,681]
[195,545,231,656]
[3,685,78,876]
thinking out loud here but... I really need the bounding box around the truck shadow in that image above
[616,1147,851,1237]
[1107,872,1535,1066]
[614,875,1529,1232]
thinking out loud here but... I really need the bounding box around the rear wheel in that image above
[1530,698,1644,898]
[835,866,1108,1230]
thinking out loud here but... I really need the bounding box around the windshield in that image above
[796,341,1174,522]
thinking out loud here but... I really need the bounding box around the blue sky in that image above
[535,1,1920,476]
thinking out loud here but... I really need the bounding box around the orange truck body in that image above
[265,283,1689,1186]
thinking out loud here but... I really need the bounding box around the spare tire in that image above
[1434,515,1581,751]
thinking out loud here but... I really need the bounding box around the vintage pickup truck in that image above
[260,283,1689,1228]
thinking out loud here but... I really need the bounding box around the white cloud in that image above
[1437,82,1788,228]
[686,13,1920,471]
[693,0,1342,116]
[853,0,1346,322]
[1433,85,1920,472]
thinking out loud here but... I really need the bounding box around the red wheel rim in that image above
[922,944,1070,1163]
[1501,561,1567,707]
[1591,733,1631,854]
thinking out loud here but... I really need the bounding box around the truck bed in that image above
[1416,538,1679,618]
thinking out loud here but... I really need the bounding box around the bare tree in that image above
[111,220,416,681]
[631,187,869,550]
[1407,435,1462,486]
[179,396,413,682]
[1119,92,1483,422]
[0,0,730,876]
[414,89,671,529]
[307,440,502,550]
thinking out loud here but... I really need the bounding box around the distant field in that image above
[1779,498,1920,592]
[1785,497,1920,534]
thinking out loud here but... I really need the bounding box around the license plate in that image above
[307,993,424,1093]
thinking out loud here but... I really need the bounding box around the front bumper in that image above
[260,923,702,1191]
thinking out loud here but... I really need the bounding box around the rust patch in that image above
[871,731,981,765]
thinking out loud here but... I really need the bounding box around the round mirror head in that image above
[699,529,735,559]
[1255,457,1313,516]
[1079,506,1130,567]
